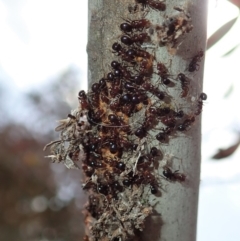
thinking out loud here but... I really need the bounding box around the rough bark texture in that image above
[87,1,207,241]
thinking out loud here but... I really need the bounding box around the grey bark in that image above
[87,1,207,241]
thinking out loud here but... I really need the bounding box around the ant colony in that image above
[44,1,207,241]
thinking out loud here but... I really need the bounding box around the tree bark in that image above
[87,1,207,241]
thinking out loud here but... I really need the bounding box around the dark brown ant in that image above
[87,109,102,125]
[99,77,107,88]
[150,182,158,194]
[121,47,152,63]
[136,156,151,172]
[135,0,166,11]
[121,104,136,117]
[142,170,155,184]
[91,83,100,93]
[176,116,195,132]
[92,79,108,95]
[109,102,119,112]
[112,43,135,63]
[109,80,123,98]
[150,146,162,158]
[132,75,144,85]
[106,71,118,82]
[195,92,207,115]
[141,81,165,100]
[161,115,177,128]
[120,19,151,33]
[120,93,132,105]
[134,114,157,140]
[139,55,154,76]
[188,50,204,72]
[78,90,89,110]
[152,106,171,117]
[112,42,125,55]
[121,33,150,46]
[156,62,173,86]
[124,81,137,92]
[157,62,169,77]
[143,114,158,130]
[97,79,109,104]
[134,126,147,139]
[164,16,179,36]
[89,91,100,108]
[162,167,186,182]
[119,139,137,151]
[156,127,172,143]
[108,114,120,125]
[108,114,130,131]
[112,43,151,65]
[111,60,134,80]
[132,174,144,186]
[177,73,190,98]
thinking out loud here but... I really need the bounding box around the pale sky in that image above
[0,0,88,91]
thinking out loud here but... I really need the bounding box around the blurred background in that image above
[0,0,240,240]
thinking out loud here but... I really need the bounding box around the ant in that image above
[162,167,186,182]
[112,43,135,63]
[107,114,130,132]
[176,115,195,132]
[90,82,108,105]
[188,50,204,72]
[136,156,152,171]
[156,62,173,86]
[135,0,166,11]
[160,115,177,128]
[149,106,171,117]
[195,92,207,115]
[109,80,123,98]
[142,170,156,184]
[139,55,154,76]
[123,47,152,62]
[121,33,150,46]
[141,82,165,100]
[120,19,151,33]
[177,73,190,98]
[150,146,163,158]
[134,126,147,139]
[157,62,169,77]
[149,182,159,194]
[78,90,89,110]
[89,90,100,108]
[87,109,102,126]
[111,60,134,80]
[156,127,172,143]
[142,113,158,131]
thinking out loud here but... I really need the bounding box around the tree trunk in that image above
[87,1,207,241]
